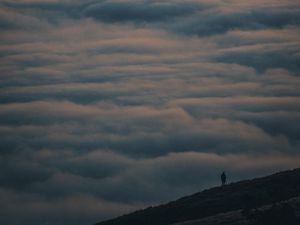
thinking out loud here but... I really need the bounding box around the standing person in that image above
[221,171,226,186]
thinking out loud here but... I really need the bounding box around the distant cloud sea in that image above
[0,1,300,224]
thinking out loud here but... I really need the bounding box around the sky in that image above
[0,0,300,224]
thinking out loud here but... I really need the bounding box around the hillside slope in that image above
[95,168,300,225]
[172,196,300,225]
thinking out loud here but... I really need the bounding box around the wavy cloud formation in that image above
[0,0,300,225]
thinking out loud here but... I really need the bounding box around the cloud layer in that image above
[0,0,300,225]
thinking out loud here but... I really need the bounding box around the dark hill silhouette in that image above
[94,168,300,225]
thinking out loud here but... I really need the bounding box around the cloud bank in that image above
[0,0,300,224]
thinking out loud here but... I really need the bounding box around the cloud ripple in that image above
[0,0,300,225]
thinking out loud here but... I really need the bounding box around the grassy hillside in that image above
[172,196,300,225]
[95,168,300,225]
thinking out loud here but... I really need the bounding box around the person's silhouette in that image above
[221,171,226,186]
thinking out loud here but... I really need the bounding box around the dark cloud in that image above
[0,0,204,27]
[1,150,299,225]
[170,96,300,143]
[0,187,142,225]
[1,0,300,35]
[214,46,300,73]
[0,158,52,189]
[0,0,300,225]
[1,0,84,26]
[0,7,46,30]
[83,1,203,23]
[173,8,300,36]
[0,100,297,160]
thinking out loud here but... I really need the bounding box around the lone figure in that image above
[221,171,226,186]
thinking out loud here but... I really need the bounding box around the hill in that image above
[94,168,300,225]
